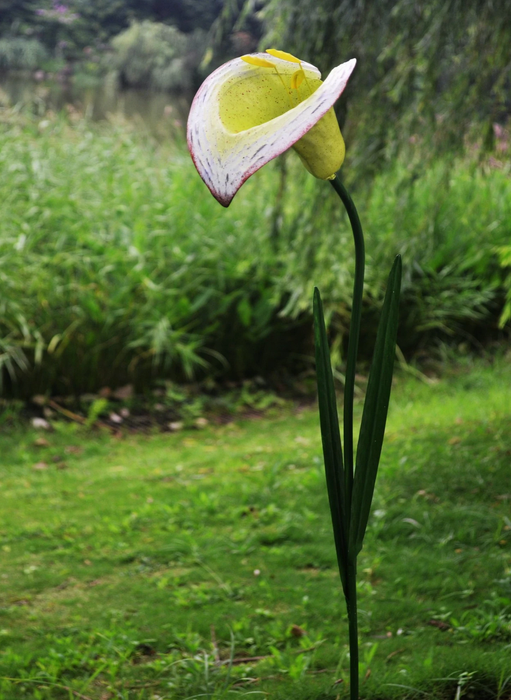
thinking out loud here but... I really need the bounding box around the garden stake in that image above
[187,48,402,698]
[314,179,401,699]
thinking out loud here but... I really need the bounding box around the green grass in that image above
[0,110,510,396]
[0,359,510,699]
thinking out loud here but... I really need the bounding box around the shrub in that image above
[0,38,48,70]
[110,21,204,92]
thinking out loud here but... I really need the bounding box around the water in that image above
[0,72,190,138]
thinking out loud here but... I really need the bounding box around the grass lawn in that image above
[0,359,510,699]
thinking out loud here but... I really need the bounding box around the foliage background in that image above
[0,0,510,396]
[259,0,511,174]
[0,113,509,398]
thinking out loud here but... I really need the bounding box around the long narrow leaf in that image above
[349,255,402,556]
[313,287,349,595]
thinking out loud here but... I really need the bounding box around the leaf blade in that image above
[313,287,349,592]
[349,255,402,556]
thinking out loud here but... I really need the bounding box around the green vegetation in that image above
[1,8,510,700]
[0,0,225,84]
[0,38,48,71]
[111,21,204,92]
[0,360,509,699]
[496,246,511,328]
[261,0,511,175]
[0,111,509,396]
[0,0,223,50]
[2,0,510,166]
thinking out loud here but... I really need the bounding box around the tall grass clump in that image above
[0,111,509,397]
[278,157,511,357]
[496,245,511,328]
[0,112,291,396]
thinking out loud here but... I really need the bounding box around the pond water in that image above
[0,72,190,138]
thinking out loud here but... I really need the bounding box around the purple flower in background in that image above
[35,2,79,23]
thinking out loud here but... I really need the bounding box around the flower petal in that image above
[187,55,357,206]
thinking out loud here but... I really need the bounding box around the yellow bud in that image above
[292,108,345,179]
[266,48,302,64]
[241,55,276,68]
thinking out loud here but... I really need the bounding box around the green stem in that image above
[347,560,359,700]
[329,177,365,512]
[329,176,365,700]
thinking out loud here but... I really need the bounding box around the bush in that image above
[110,21,204,92]
[0,38,48,70]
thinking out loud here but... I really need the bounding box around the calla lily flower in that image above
[187,50,356,207]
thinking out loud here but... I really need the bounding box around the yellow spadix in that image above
[187,51,356,206]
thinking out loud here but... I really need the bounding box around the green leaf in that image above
[313,287,349,594]
[349,255,402,556]
[237,297,252,327]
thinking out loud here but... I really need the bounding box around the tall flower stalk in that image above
[187,48,402,698]
[314,177,401,699]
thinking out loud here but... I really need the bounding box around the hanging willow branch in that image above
[259,0,511,175]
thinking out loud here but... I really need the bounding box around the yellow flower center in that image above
[217,50,346,180]
[218,55,320,134]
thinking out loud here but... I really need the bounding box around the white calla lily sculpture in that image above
[187,49,356,206]
[187,49,403,700]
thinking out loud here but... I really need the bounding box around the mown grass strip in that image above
[0,361,509,698]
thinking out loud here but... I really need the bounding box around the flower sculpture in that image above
[187,49,356,206]
[187,50,402,700]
